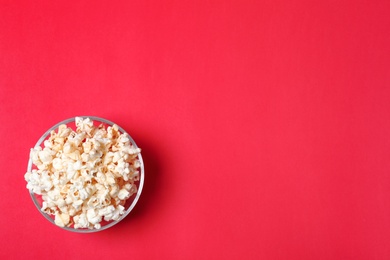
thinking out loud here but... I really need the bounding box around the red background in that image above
[1,0,390,259]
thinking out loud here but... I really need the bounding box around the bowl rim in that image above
[27,116,144,233]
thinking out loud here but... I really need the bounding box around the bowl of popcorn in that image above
[24,116,144,232]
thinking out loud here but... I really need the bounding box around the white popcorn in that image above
[118,189,130,200]
[52,158,63,170]
[56,198,66,208]
[47,188,61,202]
[99,205,116,221]
[81,153,90,163]
[87,208,102,225]
[106,173,116,185]
[30,147,42,163]
[73,160,83,171]
[103,152,114,164]
[133,160,141,169]
[79,188,90,200]
[111,205,125,221]
[74,213,89,229]
[63,142,75,154]
[38,149,53,164]
[75,117,94,136]
[67,150,81,161]
[54,211,65,227]
[94,223,101,229]
[65,196,73,205]
[112,152,121,163]
[55,212,70,227]
[109,184,119,197]
[82,140,92,153]
[24,117,141,230]
[57,124,71,137]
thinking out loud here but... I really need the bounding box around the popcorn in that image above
[55,211,70,227]
[38,148,53,164]
[87,208,102,225]
[117,189,130,200]
[24,117,141,229]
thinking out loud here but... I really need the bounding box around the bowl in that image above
[26,116,144,233]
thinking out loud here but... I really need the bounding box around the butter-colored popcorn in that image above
[24,117,141,229]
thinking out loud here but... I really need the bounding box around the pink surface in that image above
[1,0,390,259]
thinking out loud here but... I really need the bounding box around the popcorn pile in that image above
[24,117,141,229]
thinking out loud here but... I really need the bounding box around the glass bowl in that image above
[26,116,144,233]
